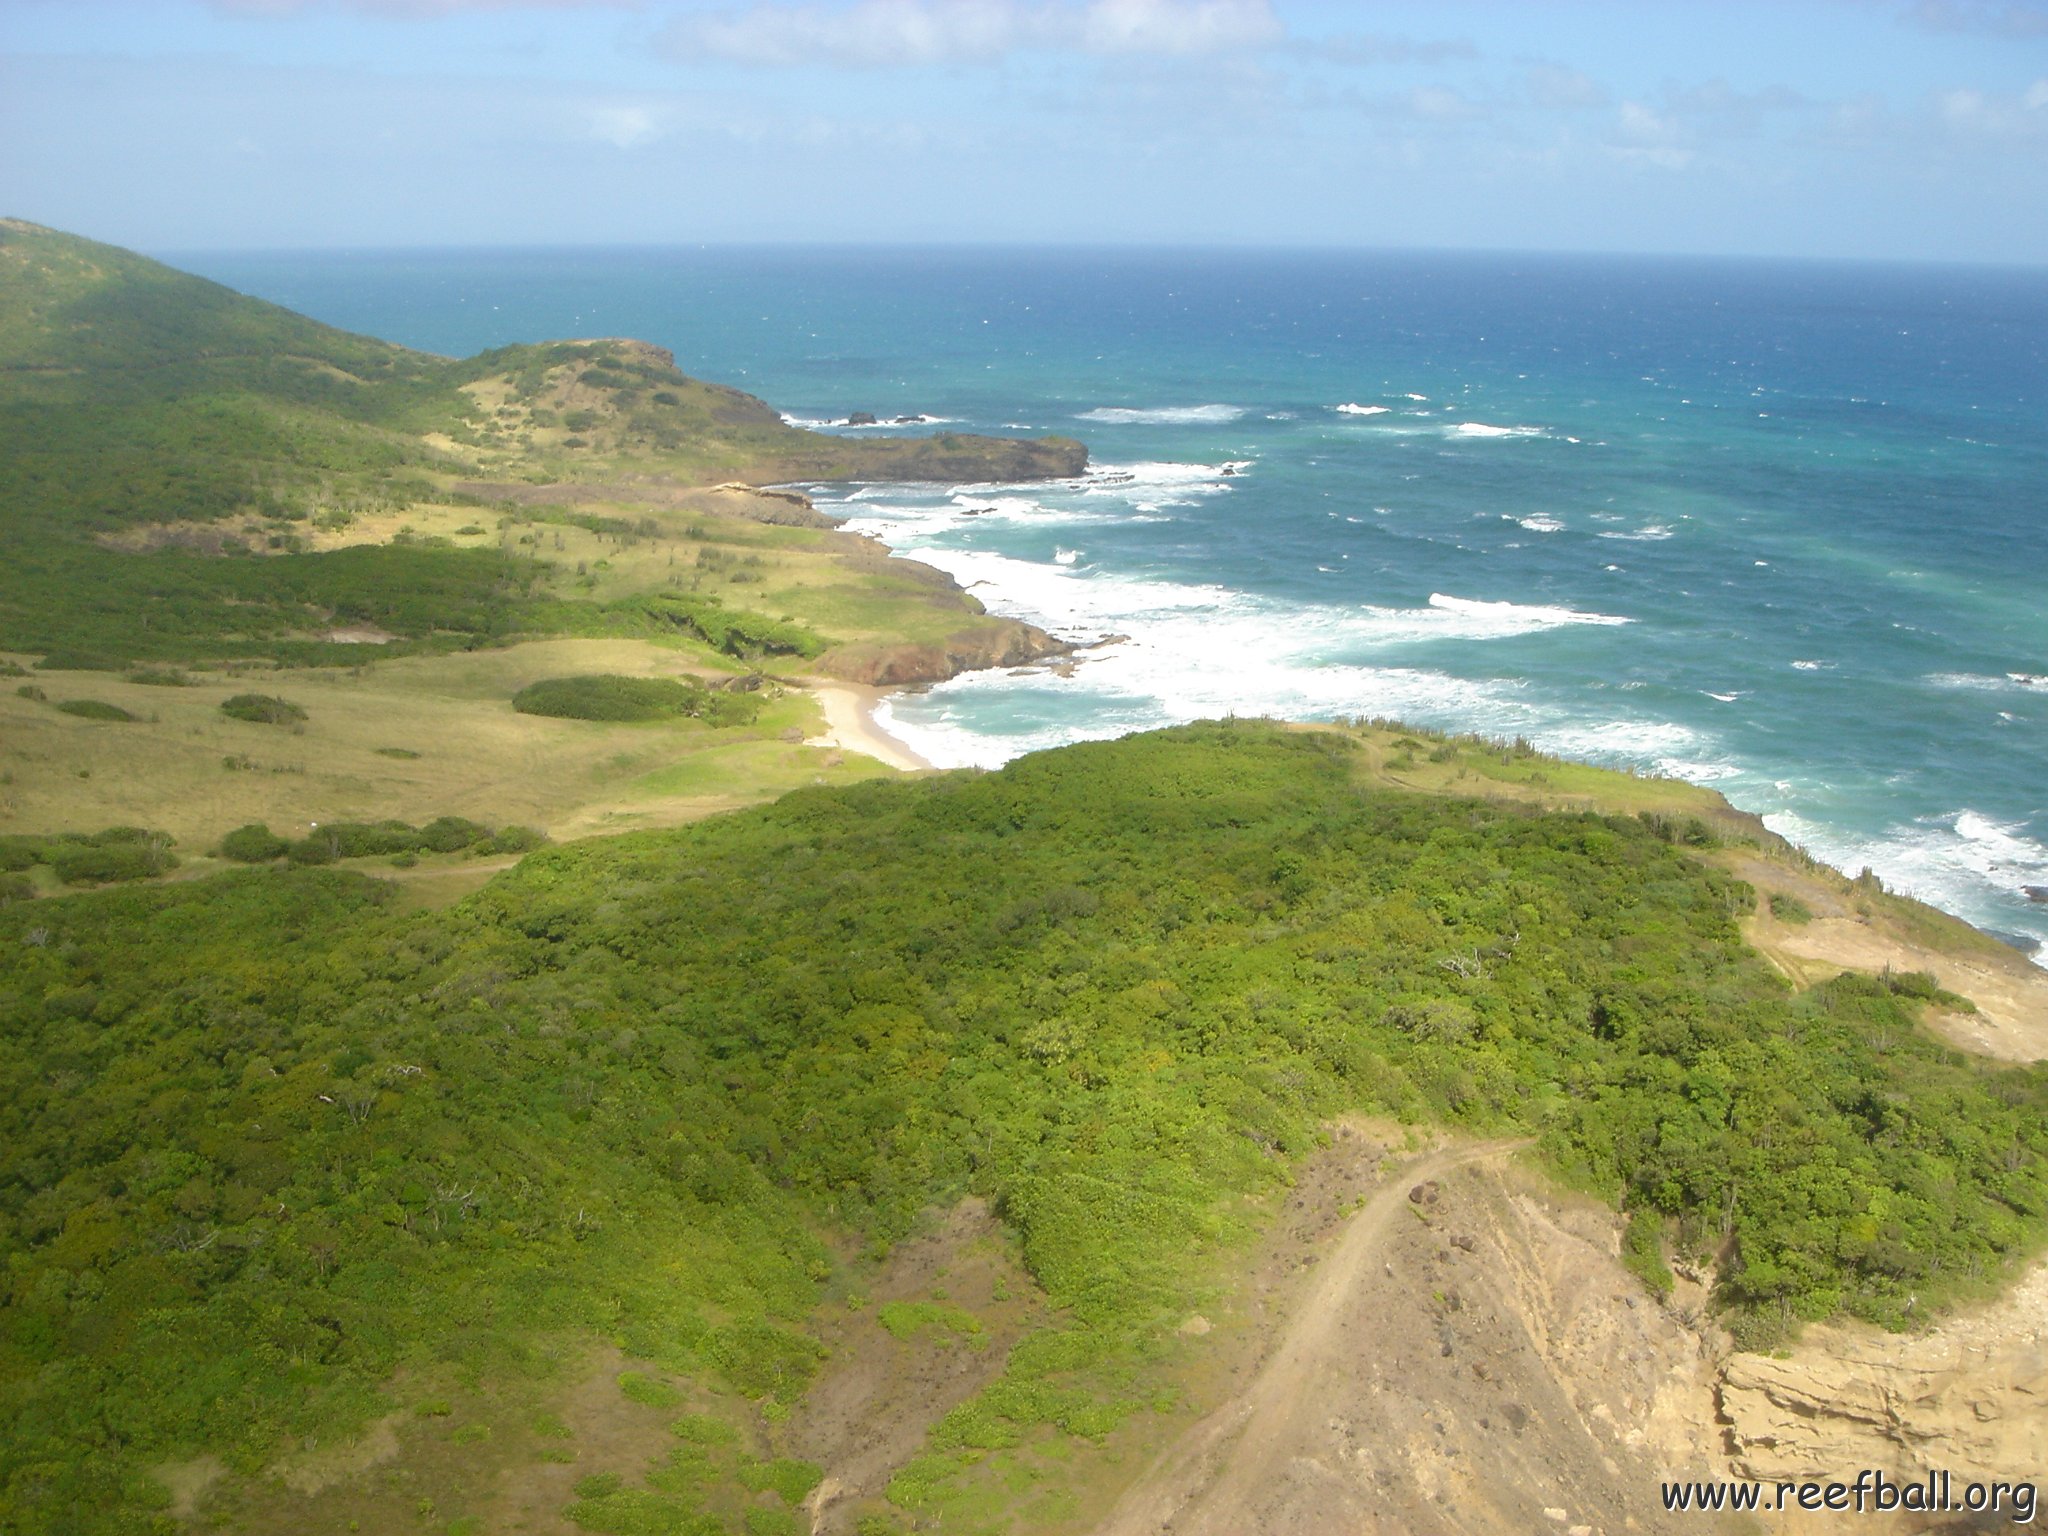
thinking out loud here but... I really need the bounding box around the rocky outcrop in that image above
[1718,1262,2048,1485]
[761,432,1088,484]
[817,619,1072,687]
[704,483,841,529]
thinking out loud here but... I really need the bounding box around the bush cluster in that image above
[511,673,761,728]
[218,817,546,864]
[0,825,178,885]
[51,699,141,722]
[219,693,307,725]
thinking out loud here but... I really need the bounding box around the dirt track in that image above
[1097,1139,1532,1536]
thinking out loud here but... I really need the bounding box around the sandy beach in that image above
[803,680,932,772]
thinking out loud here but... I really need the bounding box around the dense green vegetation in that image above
[2,723,2041,1533]
[218,816,545,866]
[512,674,762,728]
[0,826,179,887]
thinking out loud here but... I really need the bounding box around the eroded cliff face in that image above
[1719,1263,2048,1489]
[818,619,1072,687]
[1093,1132,2047,1536]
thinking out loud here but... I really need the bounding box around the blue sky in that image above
[4,0,2047,260]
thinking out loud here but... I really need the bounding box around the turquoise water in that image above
[183,248,2048,957]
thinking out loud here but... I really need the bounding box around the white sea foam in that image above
[1513,514,1565,533]
[1076,461,1245,503]
[1404,393,1429,402]
[781,413,959,430]
[1076,404,1246,425]
[1334,403,1391,416]
[1426,593,1632,629]
[1792,659,1831,671]
[1927,671,2048,694]
[1597,525,1675,542]
[1449,422,1545,439]
[1054,547,1081,566]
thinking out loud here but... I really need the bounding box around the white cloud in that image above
[1524,63,1607,112]
[1607,100,1694,170]
[588,103,662,146]
[1076,0,1278,54]
[1288,31,1477,68]
[1933,80,2048,134]
[1407,84,1476,122]
[662,0,1281,68]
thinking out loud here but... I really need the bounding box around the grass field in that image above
[0,482,1020,876]
[0,638,865,859]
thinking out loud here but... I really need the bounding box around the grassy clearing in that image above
[0,639,855,856]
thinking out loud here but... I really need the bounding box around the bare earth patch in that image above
[1721,849,2048,1062]
[793,1198,1046,1534]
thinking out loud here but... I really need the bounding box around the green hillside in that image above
[0,219,1084,667]
[3,722,2042,1534]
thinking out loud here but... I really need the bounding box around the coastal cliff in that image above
[1718,1260,2048,1486]
[817,616,1071,687]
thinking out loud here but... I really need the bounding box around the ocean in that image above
[179,246,2048,960]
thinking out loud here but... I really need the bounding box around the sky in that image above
[3,0,2047,261]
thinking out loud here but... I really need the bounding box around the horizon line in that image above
[138,236,2048,277]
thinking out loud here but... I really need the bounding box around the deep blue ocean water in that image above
[181,247,2048,958]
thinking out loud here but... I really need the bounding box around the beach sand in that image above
[804,681,932,772]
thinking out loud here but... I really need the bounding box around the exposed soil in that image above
[1720,848,2048,1062]
[789,1197,1049,1534]
[1096,1137,1741,1536]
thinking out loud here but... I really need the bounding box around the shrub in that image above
[1621,1209,1674,1297]
[489,825,549,855]
[219,823,291,863]
[0,873,33,905]
[317,821,420,858]
[221,693,307,725]
[617,1372,681,1409]
[418,816,491,853]
[513,675,711,723]
[1768,891,1813,923]
[46,841,173,885]
[35,651,123,671]
[286,834,339,866]
[54,700,139,721]
[126,668,192,687]
[15,684,45,702]
[668,1415,736,1446]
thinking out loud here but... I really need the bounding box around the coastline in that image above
[802,679,933,772]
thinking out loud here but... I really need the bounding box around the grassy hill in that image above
[2,721,2043,1534]
[0,219,1084,668]
[0,221,1083,871]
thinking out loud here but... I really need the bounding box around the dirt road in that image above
[1096,1139,1531,1536]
